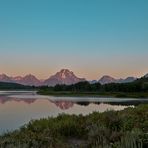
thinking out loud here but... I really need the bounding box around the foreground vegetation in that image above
[38,77,148,98]
[0,104,148,148]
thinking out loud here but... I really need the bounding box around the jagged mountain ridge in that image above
[98,75,117,84]
[144,73,148,78]
[0,69,86,86]
[0,74,41,86]
[44,69,86,86]
[0,74,13,83]
[15,74,41,86]
[98,75,136,84]
[0,70,147,86]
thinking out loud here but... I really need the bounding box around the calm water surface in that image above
[0,91,148,134]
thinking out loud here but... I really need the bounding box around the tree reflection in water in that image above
[0,96,148,110]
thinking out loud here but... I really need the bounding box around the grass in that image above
[0,104,147,147]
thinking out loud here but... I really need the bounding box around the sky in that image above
[0,0,148,80]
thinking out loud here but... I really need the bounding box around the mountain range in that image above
[0,69,147,86]
[0,69,85,86]
[97,75,137,84]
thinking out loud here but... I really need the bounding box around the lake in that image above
[0,91,148,134]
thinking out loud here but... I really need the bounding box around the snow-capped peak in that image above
[144,73,148,78]
[61,69,67,79]
[54,69,74,80]
[13,76,23,81]
[44,69,86,86]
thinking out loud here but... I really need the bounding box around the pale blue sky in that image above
[0,0,147,79]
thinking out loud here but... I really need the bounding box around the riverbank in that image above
[38,77,148,99]
[38,90,148,98]
[0,104,147,147]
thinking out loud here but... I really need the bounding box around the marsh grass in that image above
[0,105,147,148]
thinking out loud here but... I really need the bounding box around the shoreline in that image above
[38,91,148,98]
[0,104,147,147]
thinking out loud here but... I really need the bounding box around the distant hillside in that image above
[98,75,136,84]
[39,77,148,98]
[0,82,33,90]
[144,73,148,78]
[99,75,117,84]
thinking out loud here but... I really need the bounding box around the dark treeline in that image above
[39,77,148,93]
[1,77,148,92]
[0,82,34,90]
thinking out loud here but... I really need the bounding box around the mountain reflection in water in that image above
[0,96,75,110]
[0,92,148,133]
[0,96,36,104]
[0,96,148,110]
